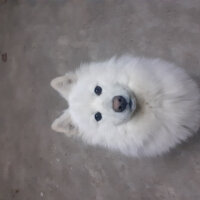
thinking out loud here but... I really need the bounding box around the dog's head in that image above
[51,58,137,141]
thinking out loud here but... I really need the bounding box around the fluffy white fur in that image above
[51,56,200,157]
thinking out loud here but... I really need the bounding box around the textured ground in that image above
[0,0,200,200]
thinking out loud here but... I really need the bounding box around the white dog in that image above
[51,56,200,157]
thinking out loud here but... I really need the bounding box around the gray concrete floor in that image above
[0,0,200,199]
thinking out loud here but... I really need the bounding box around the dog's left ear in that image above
[50,72,77,98]
[51,110,78,136]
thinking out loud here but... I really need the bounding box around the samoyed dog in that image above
[51,56,200,157]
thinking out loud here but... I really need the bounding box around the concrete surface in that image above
[0,0,200,200]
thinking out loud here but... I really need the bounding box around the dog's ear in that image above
[50,72,77,98]
[51,110,78,136]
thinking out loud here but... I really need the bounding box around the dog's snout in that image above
[112,96,127,112]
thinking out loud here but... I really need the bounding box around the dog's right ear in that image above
[51,110,78,136]
[50,72,77,98]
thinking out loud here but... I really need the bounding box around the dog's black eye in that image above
[94,86,102,95]
[95,112,102,121]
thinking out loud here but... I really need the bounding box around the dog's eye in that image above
[95,112,102,121]
[94,86,102,95]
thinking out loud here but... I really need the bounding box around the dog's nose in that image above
[112,96,127,112]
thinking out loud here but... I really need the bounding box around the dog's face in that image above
[51,61,137,138]
[69,77,137,132]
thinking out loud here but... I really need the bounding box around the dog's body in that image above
[51,56,200,157]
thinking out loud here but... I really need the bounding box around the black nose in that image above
[112,96,127,112]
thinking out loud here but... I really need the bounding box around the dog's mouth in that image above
[129,97,136,112]
[112,95,137,113]
[111,93,137,124]
[129,99,132,109]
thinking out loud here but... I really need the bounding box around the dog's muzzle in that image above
[112,96,128,112]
